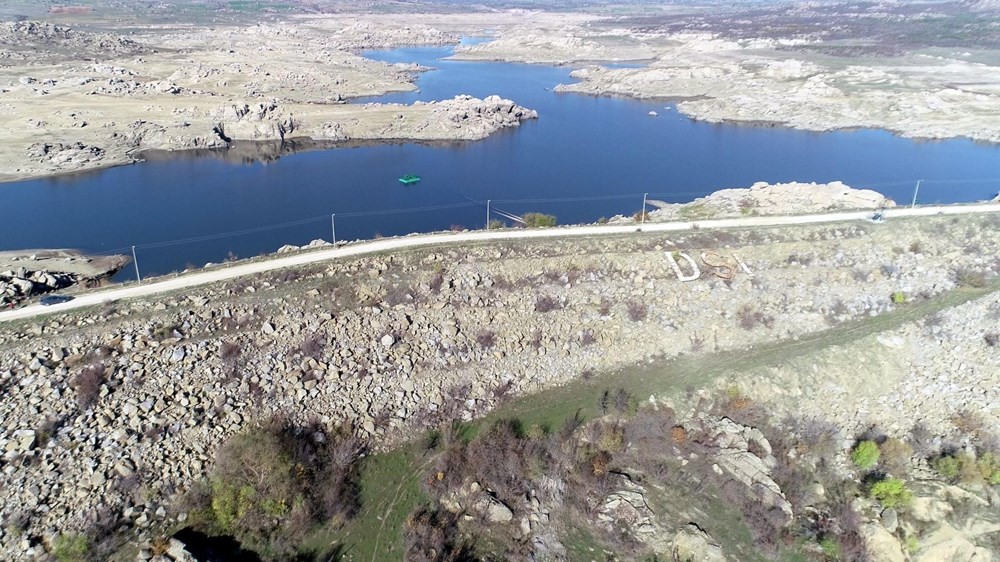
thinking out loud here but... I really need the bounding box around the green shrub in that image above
[851,440,880,470]
[891,291,906,304]
[52,534,89,562]
[976,452,1000,486]
[819,537,841,560]
[487,219,505,230]
[869,478,913,508]
[934,455,961,480]
[203,418,363,560]
[522,212,556,228]
[934,452,1000,486]
[905,536,920,554]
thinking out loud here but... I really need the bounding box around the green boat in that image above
[399,174,421,185]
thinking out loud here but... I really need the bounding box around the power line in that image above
[335,202,478,218]
[73,177,1000,257]
[490,194,643,204]
[137,215,329,249]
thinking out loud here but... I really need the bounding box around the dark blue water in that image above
[4,43,999,280]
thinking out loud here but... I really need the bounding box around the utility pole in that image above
[331,213,337,245]
[131,245,141,283]
[911,179,922,209]
[641,192,648,224]
[486,199,491,229]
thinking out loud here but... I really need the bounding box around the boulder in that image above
[598,489,655,533]
[672,524,726,562]
[861,523,905,562]
[705,417,793,526]
[13,429,36,450]
[880,508,898,533]
[486,500,513,523]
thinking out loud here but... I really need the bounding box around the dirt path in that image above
[2,203,997,323]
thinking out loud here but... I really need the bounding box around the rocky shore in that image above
[630,180,895,223]
[457,25,1000,144]
[0,18,536,182]
[0,209,996,560]
[0,250,127,308]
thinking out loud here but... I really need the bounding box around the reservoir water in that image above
[4,42,999,280]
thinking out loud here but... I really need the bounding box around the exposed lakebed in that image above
[5,42,1000,280]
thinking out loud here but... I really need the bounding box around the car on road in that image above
[40,295,75,306]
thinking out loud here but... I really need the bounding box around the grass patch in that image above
[679,203,715,220]
[301,444,429,562]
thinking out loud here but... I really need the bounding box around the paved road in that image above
[4,203,998,323]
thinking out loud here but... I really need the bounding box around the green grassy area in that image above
[301,284,995,560]
[677,203,715,221]
[300,443,431,561]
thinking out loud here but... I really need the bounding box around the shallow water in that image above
[4,43,999,280]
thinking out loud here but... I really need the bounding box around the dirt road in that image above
[3,203,997,323]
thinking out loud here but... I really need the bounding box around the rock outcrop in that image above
[702,417,794,527]
[0,250,127,307]
[633,181,895,224]
[671,524,727,562]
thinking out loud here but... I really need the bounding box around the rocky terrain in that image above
[6,2,1000,183]
[0,250,127,308]
[0,208,997,560]
[0,17,536,182]
[455,20,1000,143]
[634,180,895,222]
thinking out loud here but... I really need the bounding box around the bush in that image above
[937,452,1000,486]
[878,438,913,476]
[979,453,1000,485]
[405,506,473,562]
[625,300,647,322]
[487,219,505,230]
[522,213,556,228]
[934,455,961,480]
[869,478,913,508]
[205,418,363,559]
[891,291,906,304]
[476,330,496,349]
[52,534,89,562]
[736,304,774,330]
[955,268,987,288]
[70,364,106,411]
[851,441,880,470]
[433,419,549,507]
[298,334,325,359]
[219,341,242,362]
[534,295,562,313]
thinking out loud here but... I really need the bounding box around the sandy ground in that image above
[454,24,1000,143]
